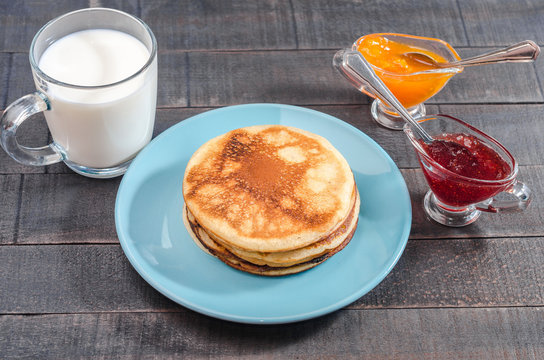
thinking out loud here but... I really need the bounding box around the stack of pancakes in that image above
[182,125,359,276]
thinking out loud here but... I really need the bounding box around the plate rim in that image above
[115,103,411,324]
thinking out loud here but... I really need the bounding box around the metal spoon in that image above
[342,50,434,143]
[403,40,540,69]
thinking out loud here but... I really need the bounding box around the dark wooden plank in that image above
[533,52,544,100]
[437,104,544,167]
[0,52,9,109]
[0,113,50,175]
[10,160,543,246]
[406,166,544,239]
[9,50,540,113]
[432,47,543,104]
[6,52,39,107]
[308,104,544,169]
[458,0,544,46]
[0,1,140,53]
[307,104,435,168]
[187,50,361,107]
[0,53,48,174]
[161,104,541,169]
[16,174,120,244]
[0,245,176,314]
[354,236,544,309]
[1,308,542,359]
[1,236,542,313]
[153,107,209,136]
[292,0,468,49]
[156,52,189,108]
[0,175,20,244]
[171,50,543,108]
[142,0,296,51]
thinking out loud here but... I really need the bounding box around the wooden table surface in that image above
[1,1,543,358]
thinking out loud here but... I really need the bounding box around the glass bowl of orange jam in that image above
[334,33,462,129]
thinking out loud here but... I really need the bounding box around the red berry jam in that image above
[418,133,512,207]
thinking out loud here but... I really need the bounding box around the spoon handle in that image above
[341,50,434,143]
[451,40,540,67]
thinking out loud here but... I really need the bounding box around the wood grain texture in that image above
[0,112,50,175]
[5,53,37,106]
[405,166,544,239]
[0,308,542,359]
[353,236,544,309]
[437,104,544,167]
[16,174,120,244]
[142,0,296,51]
[1,236,542,313]
[186,50,361,107]
[0,245,176,314]
[153,104,543,170]
[432,48,543,104]
[0,1,140,53]
[0,53,49,174]
[157,52,189,107]
[533,52,544,99]
[291,0,468,49]
[8,167,543,246]
[0,175,21,244]
[306,104,437,168]
[6,50,543,112]
[154,50,544,108]
[153,107,208,136]
[311,104,544,168]
[0,52,10,109]
[458,0,544,46]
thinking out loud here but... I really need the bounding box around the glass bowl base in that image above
[64,158,131,179]
[423,191,481,227]
[371,99,426,130]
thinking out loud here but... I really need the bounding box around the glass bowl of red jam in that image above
[334,33,462,130]
[404,115,531,227]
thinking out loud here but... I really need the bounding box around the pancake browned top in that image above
[182,125,355,252]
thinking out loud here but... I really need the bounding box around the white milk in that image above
[37,29,157,168]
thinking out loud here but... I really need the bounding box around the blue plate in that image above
[115,104,411,324]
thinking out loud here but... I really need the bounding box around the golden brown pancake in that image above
[182,124,359,276]
[183,125,356,253]
[197,187,359,267]
[182,188,359,276]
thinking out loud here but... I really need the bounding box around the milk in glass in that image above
[37,29,157,168]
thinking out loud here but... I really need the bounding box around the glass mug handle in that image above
[476,180,532,213]
[0,92,63,166]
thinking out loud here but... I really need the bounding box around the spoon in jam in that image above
[341,50,492,159]
[342,50,514,184]
[403,40,540,69]
[341,50,434,143]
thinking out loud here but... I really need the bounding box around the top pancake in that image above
[182,125,355,252]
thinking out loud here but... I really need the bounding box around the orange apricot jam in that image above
[356,33,460,108]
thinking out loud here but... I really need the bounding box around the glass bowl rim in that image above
[353,33,463,76]
[403,114,519,185]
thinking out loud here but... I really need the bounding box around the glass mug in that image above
[404,115,531,227]
[0,8,158,178]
